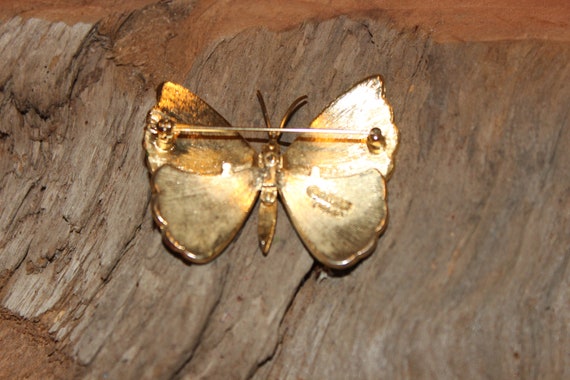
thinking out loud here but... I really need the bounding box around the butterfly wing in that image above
[144,82,257,175]
[152,165,260,263]
[282,75,398,178]
[279,76,398,268]
[278,168,386,269]
[144,82,261,263]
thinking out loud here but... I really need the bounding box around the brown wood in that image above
[0,2,569,379]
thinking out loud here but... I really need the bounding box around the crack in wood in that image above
[169,264,231,380]
[246,262,317,379]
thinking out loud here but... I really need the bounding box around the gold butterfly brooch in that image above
[144,76,399,269]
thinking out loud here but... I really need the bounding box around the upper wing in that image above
[283,75,398,178]
[152,164,261,264]
[144,82,257,175]
[278,168,387,269]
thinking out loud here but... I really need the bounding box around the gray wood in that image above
[0,5,569,380]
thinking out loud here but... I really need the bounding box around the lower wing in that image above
[152,165,260,263]
[279,168,387,269]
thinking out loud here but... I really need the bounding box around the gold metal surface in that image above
[144,82,256,175]
[152,165,260,263]
[283,76,398,179]
[143,76,399,269]
[279,168,387,268]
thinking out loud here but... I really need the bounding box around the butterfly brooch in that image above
[144,75,399,269]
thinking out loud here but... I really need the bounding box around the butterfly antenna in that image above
[256,90,273,128]
[280,95,308,130]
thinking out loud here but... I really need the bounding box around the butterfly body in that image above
[144,76,398,269]
[257,140,281,254]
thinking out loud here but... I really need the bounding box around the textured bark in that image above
[0,1,569,379]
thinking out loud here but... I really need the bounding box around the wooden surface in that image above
[0,1,569,379]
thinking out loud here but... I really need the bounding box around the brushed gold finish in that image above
[152,165,260,263]
[283,76,398,179]
[144,76,399,269]
[279,168,386,268]
[144,82,256,175]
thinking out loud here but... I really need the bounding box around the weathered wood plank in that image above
[0,2,569,379]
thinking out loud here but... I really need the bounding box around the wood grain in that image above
[0,2,569,379]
